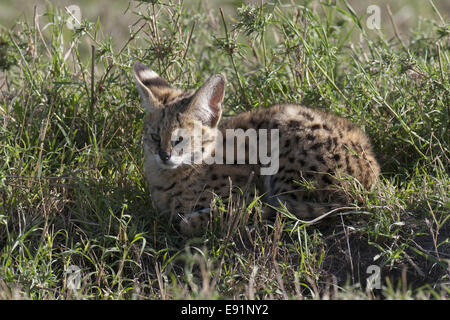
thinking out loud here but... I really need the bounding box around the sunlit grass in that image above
[0,0,448,299]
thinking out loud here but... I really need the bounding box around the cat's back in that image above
[220,104,380,189]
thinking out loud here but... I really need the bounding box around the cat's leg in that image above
[178,207,211,235]
[262,173,346,220]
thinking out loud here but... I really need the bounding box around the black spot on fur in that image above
[172,190,183,197]
[288,120,301,128]
[311,124,321,130]
[316,154,326,164]
[284,139,291,148]
[310,142,323,150]
[181,175,191,182]
[332,137,338,145]
[279,150,290,158]
[345,155,351,169]
[325,137,333,149]
[299,111,314,121]
[250,118,258,126]
[301,149,308,157]
[161,181,176,192]
[356,159,363,174]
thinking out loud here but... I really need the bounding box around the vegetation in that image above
[0,0,448,299]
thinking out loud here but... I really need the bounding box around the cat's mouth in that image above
[155,154,183,169]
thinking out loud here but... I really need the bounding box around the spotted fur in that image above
[133,63,380,235]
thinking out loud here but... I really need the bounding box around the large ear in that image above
[133,63,173,111]
[186,74,225,127]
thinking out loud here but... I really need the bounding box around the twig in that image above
[219,8,251,109]
[386,5,407,51]
[298,206,361,226]
[436,43,446,86]
[96,23,146,95]
[404,252,426,278]
[274,263,289,300]
[428,0,445,25]
[340,214,355,285]
[155,262,166,300]
[182,21,197,60]
[90,45,96,113]
[33,5,51,57]
[247,265,259,299]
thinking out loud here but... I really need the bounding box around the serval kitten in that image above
[133,63,380,235]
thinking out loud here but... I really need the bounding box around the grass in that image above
[0,0,449,300]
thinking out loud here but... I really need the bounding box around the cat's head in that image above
[133,63,225,170]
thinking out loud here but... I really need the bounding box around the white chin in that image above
[159,162,180,169]
[155,155,182,169]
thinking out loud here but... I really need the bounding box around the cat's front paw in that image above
[178,208,210,235]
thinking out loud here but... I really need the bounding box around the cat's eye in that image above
[151,133,161,142]
[172,136,184,147]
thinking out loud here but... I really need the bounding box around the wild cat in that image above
[133,63,380,235]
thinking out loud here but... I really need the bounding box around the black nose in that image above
[159,150,171,162]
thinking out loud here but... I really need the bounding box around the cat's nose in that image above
[159,150,171,163]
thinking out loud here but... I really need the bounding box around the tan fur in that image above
[133,64,380,235]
